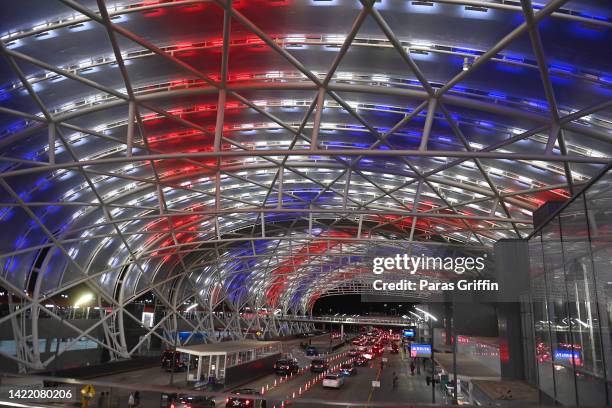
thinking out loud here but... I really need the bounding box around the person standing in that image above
[81,384,95,408]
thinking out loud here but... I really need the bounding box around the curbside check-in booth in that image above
[176,340,281,387]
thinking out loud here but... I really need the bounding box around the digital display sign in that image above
[554,349,582,366]
[410,343,432,358]
[403,329,415,338]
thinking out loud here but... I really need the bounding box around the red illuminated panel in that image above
[266,231,352,307]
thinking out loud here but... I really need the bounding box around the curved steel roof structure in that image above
[0,0,611,366]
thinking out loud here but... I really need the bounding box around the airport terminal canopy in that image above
[0,0,611,317]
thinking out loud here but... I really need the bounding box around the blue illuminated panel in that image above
[403,329,415,338]
[410,343,432,358]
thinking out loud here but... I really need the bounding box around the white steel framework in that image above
[0,0,610,372]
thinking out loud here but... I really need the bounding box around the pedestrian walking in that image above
[127,392,135,408]
[410,360,416,376]
[133,391,140,407]
[392,372,399,390]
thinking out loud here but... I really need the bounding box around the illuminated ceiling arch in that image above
[0,0,611,319]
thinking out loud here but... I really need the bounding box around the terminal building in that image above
[0,1,610,407]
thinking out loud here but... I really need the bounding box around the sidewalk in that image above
[369,352,450,404]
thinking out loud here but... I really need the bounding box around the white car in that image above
[322,373,344,389]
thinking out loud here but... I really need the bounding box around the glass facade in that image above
[527,167,612,406]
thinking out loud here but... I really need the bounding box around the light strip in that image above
[415,307,438,321]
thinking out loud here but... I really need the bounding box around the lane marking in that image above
[365,361,383,406]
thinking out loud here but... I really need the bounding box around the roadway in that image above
[59,333,345,407]
[288,349,451,407]
[224,340,353,406]
[0,336,453,408]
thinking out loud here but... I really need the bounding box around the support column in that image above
[494,239,531,380]
[196,354,203,381]
[212,355,219,381]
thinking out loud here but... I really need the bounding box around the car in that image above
[361,351,374,360]
[310,359,329,372]
[169,395,216,408]
[225,388,266,408]
[351,339,361,345]
[390,343,400,353]
[340,363,356,376]
[306,346,318,356]
[274,358,299,375]
[354,356,368,366]
[322,373,344,388]
[348,349,358,357]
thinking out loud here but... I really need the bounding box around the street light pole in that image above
[452,303,458,405]
[431,317,435,404]
[170,330,178,385]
